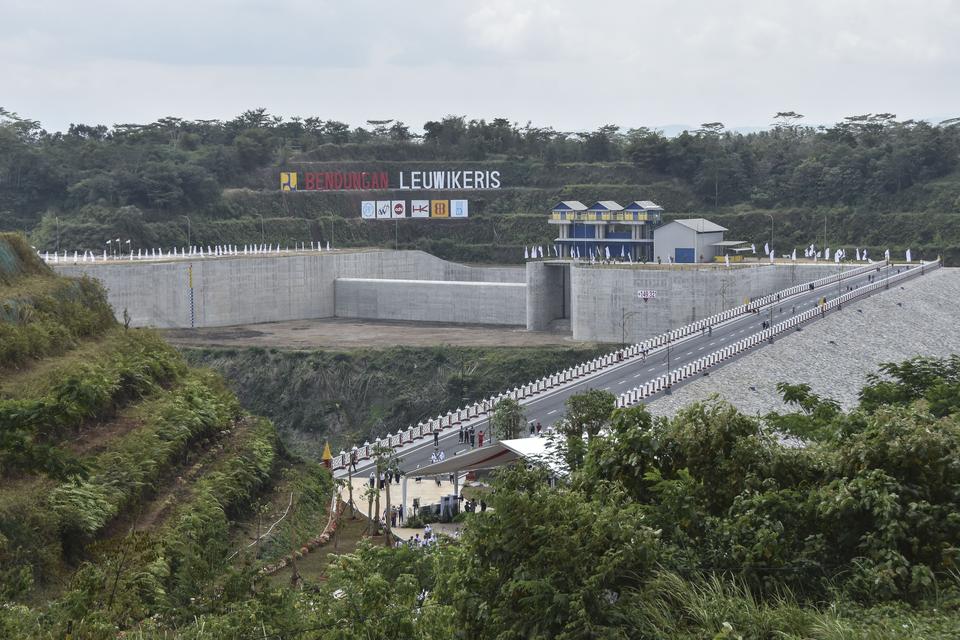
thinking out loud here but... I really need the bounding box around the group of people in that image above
[385,505,404,528]
[458,425,484,447]
[405,523,446,548]
[369,469,402,489]
[462,497,487,513]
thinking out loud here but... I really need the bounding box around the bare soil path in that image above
[163,318,594,350]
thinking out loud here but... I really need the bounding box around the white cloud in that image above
[2,0,958,131]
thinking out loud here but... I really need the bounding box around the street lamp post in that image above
[258,214,265,245]
[181,215,191,248]
[837,260,842,310]
[665,339,672,395]
[765,213,774,250]
[55,216,60,253]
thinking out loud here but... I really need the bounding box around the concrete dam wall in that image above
[56,250,526,329]
[56,250,855,341]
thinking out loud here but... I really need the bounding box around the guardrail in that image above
[613,260,939,408]
[332,260,896,469]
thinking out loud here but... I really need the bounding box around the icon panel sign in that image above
[637,290,657,300]
[450,199,468,218]
[280,172,298,191]
[391,200,407,218]
[361,201,376,219]
[410,200,430,218]
[376,201,392,219]
[431,200,449,218]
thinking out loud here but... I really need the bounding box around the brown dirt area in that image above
[162,318,597,350]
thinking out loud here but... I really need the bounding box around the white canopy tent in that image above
[401,438,559,522]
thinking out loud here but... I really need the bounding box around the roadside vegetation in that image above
[182,343,612,456]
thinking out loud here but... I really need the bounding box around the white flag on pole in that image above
[524,246,529,260]
[751,243,756,254]
[764,242,770,255]
[825,248,830,260]
[855,248,861,261]
[769,250,774,263]
[835,251,841,263]
[884,248,890,261]
[906,248,912,262]
[791,248,796,261]
[605,246,611,260]
[724,254,730,267]
[326,241,330,251]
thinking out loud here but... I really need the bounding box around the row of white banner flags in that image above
[41,242,332,263]
[527,243,915,264]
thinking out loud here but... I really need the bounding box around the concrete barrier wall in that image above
[570,263,847,342]
[335,278,526,325]
[56,250,525,329]
[525,262,567,330]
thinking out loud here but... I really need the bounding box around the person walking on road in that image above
[478,430,485,447]
[433,429,439,447]
[369,471,375,488]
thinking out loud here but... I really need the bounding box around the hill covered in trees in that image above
[3,108,960,263]
[2,230,958,637]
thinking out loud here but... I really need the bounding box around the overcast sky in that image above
[3,0,958,133]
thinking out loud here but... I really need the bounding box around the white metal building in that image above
[653,218,728,264]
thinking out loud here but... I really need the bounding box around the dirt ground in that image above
[162,318,596,350]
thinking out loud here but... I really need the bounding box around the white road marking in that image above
[685,351,694,356]
[547,409,557,415]
[618,379,627,384]
[633,373,643,378]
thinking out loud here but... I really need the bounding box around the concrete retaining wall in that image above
[55,250,525,329]
[525,262,568,330]
[335,278,526,325]
[570,263,848,342]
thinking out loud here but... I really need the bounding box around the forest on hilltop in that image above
[3,108,960,263]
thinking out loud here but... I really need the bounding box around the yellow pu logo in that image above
[280,172,298,191]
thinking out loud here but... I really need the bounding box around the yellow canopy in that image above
[321,442,332,461]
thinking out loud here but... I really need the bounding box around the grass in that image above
[0,326,127,399]
[266,515,369,587]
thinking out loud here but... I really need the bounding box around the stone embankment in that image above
[646,267,960,417]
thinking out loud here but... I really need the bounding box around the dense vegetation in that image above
[3,108,960,263]
[182,344,611,456]
[5,351,956,637]
[3,232,959,637]
[0,233,334,635]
